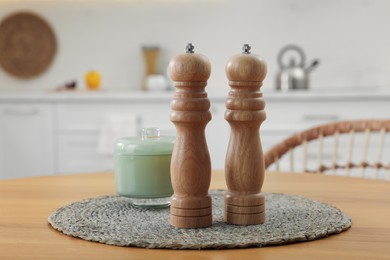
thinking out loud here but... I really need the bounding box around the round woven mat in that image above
[0,11,57,78]
[48,190,351,249]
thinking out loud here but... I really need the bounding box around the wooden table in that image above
[1,171,389,259]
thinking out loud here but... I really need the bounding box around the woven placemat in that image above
[48,190,351,249]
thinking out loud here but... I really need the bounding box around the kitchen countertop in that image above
[0,87,390,103]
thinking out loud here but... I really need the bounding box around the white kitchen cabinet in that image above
[0,103,55,179]
[0,90,389,178]
[262,96,390,173]
[55,92,389,173]
[56,100,174,174]
[209,93,390,170]
[262,97,390,149]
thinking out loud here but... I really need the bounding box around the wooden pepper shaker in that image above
[167,43,212,228]
[224,44,267,225]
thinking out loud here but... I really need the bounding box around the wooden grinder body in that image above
[168,47,212,228]
[224,50,267,225]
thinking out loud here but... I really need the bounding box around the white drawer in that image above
[264,100,390,132]
[56,102,174,133]
[0,104,55,179]
[56,102,176,174]
[58,133,114,174]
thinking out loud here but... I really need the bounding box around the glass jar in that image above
[114,128,174,208]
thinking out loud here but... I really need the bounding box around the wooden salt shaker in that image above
[167,43,212,228]
[224,44,267,225]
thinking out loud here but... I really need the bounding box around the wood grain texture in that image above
[1,171,390,259]
[167,50,212,228]
[224,51,267,225]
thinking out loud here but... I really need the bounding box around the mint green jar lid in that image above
[115,128,175,156]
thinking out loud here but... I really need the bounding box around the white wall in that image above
[0,0,390,95]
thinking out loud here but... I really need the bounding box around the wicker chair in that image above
[264,120,390,180]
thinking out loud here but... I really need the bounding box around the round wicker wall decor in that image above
[0,11,57,79]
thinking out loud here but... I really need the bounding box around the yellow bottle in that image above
[85,70,101,90]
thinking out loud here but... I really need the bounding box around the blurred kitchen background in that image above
[0,0,389,179]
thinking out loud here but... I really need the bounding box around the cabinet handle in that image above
[303,114,339,121]
[3,107,39,116]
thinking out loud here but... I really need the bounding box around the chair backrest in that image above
[264,120,390,180]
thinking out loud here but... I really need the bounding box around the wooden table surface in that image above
[1,170,389,259]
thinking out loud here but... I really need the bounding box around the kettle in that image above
[275,45,319,91]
